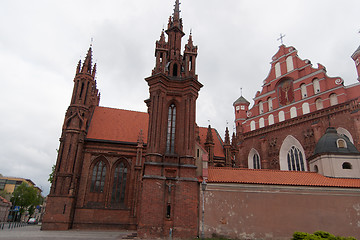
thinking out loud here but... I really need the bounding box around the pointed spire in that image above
[173,0,181,21]
[231,132,237,148]
[205,125,214,144]
[76,60,81,74]
[81,46,93,74]
[225,127,230,145]
[92,63,97,77]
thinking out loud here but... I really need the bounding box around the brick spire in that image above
[81,46,93,74]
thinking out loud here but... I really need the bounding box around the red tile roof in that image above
[198,127,225,158]
[87,106,149,144]
[208,167,360,188]
[86,107,225,157]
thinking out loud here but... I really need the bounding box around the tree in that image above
[48,164,55,184]
[0,189,11,201]
[10,182,43,220]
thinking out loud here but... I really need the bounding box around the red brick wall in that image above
[202,183,360,239]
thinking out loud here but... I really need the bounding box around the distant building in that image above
[42,1,360,239]
[0,177,42,195]
[0,196,11,222]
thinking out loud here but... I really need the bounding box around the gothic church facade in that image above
[42,1,360,239]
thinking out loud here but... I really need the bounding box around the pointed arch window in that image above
[253,153,261,169]
[166,104,176,153]
[111,162,128,207]
[90,161,106,193]
[287,146,305,171]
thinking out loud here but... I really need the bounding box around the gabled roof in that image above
[87,106,149,144]
[87,107,225,158]
[208,167,360,188]
[198,127,225,158]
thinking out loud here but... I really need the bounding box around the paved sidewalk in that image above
[0,225,137,240]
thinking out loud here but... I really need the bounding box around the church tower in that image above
[351,44,360,81]
[233,95,250,136]
[42,47,100,230]
[138,1,202,238]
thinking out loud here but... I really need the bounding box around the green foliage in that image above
[48,164,55,184]
[10,182,43,216]
[0,189,11,201]
[292,231,356,240]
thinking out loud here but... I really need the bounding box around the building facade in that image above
[42,1,360,239]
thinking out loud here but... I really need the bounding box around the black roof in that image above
[313,127,360,155]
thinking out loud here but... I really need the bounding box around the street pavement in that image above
[0,224,138,240]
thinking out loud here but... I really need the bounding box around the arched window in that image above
[300,83,307,99]
[313,78,321,94]
[287,146,305,171]
[259,101,264,114]
[314,165,319,173]
[250,120,256,131]
[342,162,352,169]
[91,161,107,193]
[275,62,281,78]
[286,56,294,72]
[302,102,310,114]
[166,104,176,153]
[248,148,261,169]
[329,93,338,106]
[337,139,347,148]
[259,117,265,128]
[336,127,354,143]
[268,114,274,125]
[279,111,285,122]
[290,106,297,118]
[315,98,323,110]
[253,153,261,169]
[279,135,307,171]
[268,97,273,111]
[111,162,128,207]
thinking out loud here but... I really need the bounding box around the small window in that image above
[259,101,264,114]
[268,114,274,125]
[342,162,352,169]
[314,165,319,173]
[315,98,323,110]
[259,117,265,128]
[250,120,256,131]
[268,97,273,111]
[313,78,321,94]
[275,62,281,78]
[286,56,294,72]
[337,139,347,148]
[329,93,338,106]
[279,111,285,122]
[302,102,310,114]
[300,83,307,99]
[290,106,297,118]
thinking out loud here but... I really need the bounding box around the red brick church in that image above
[42,1,360,239]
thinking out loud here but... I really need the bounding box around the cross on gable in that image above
[277,33,286,45]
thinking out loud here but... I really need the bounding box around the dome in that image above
[233,96,250,106]
[313,127,359,155]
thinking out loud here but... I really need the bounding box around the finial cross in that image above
[277,33,286,45]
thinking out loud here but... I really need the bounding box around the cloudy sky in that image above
[0,0,359,196]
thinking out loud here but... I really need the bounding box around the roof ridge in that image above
[97,106,147,114]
